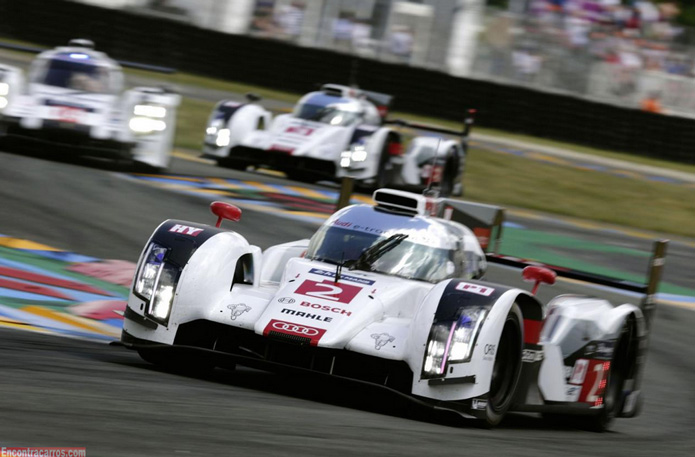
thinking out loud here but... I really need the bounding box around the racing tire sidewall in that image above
[375,136,396,189]
[483,303,523,427]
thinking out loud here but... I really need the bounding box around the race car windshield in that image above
[36,58,112,93]
[294,103,362,126]
[306,226,462,283]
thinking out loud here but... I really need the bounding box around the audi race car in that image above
[0,39,180,171]
[202,84,470,196]
[119,188,666,429]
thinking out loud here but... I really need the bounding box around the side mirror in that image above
[522,266,556,295]
[210,201,242,228]
[245,92,262,102]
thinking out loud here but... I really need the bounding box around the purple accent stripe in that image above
[440,322,458,374]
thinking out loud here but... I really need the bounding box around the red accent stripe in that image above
[0,266,110,296]
[0,277,74,300]
[524,319,543,344]
[387,142,402,156]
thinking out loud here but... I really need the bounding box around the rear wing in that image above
[0,40,176,74]
[361,90,393,120]
[486,239,668,328]
[386,109,476,145]
[437,199,505,254]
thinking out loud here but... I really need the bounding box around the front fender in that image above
[123,220,255,345]
[407,279,541,402]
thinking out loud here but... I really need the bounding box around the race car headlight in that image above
[422,306,488,378]
[129,117,167,134]
[133,104,166,118]
[148,262,178,323]
[133,242,179,325]
[215,128,231,147]
[134,243,167,300]
[340,145,368,168]
[0,82,8,96]
[0,97,7,110]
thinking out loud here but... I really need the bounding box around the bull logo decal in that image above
[227,303,251,320]
[371,333,395,350]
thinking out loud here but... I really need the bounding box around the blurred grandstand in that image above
[75,0,695,117]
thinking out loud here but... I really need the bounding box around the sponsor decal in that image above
[169,224,204,236]
[285,125,315,136]
[277,297,295,304]
[455,282,495,296]
[299,300,352,316]
[584,341,614,360]
[56,106,85,123]
[309,268,375,286]
[295,279,362,304]
[522,349,544,363]
[223,101,241,107]
[281,308,332,322]
[370,333,395,350]
[569,359,589,384]
[263,319,326,345]
[333,219,352,228]
[483,344,496,360]
[472,399,488,410]
[565,385,582,402]
[227,303,251,320]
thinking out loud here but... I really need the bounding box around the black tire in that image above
[543,317,636,432]
[437,156,458,198]
[481,303,523,427]
[285,169,315,183]
[217,156,248,171]
[374,137,397,189]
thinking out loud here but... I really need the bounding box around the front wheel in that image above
[481,303,523,427]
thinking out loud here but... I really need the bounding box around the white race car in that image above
[0,39,180,171]
[202,84,470,196]
[119,187,666,429]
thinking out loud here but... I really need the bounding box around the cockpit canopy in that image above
[305,205,485,283]
[293,92,381,127]
[30,52,121,94]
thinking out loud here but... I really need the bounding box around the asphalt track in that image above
[1,150,694,456]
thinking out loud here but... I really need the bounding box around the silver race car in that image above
[202,84,470,196]
[119,187,666,429]
[0,39,180,171]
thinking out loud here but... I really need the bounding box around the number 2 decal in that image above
[585,363,604,403]
[580,360,610,404]
[294,279,362,304]
[304,282,343,301]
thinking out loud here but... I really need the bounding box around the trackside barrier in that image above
[0,0,694,163]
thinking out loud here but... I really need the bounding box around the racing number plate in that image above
[54,106,85,124]
[294,279,362,304]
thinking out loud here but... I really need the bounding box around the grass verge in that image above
[174,94,695,238]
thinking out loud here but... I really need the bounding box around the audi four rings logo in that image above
[278,297,295,304]
[271,321,320,336]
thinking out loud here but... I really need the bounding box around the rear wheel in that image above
[217,156,248,171]
[481,303,523,427]
[583,317,635,431]
[437,156,458,197]
[375,137,398,189]
[543,317,636,432]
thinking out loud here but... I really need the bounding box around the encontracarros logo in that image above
[1,448,86,457]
